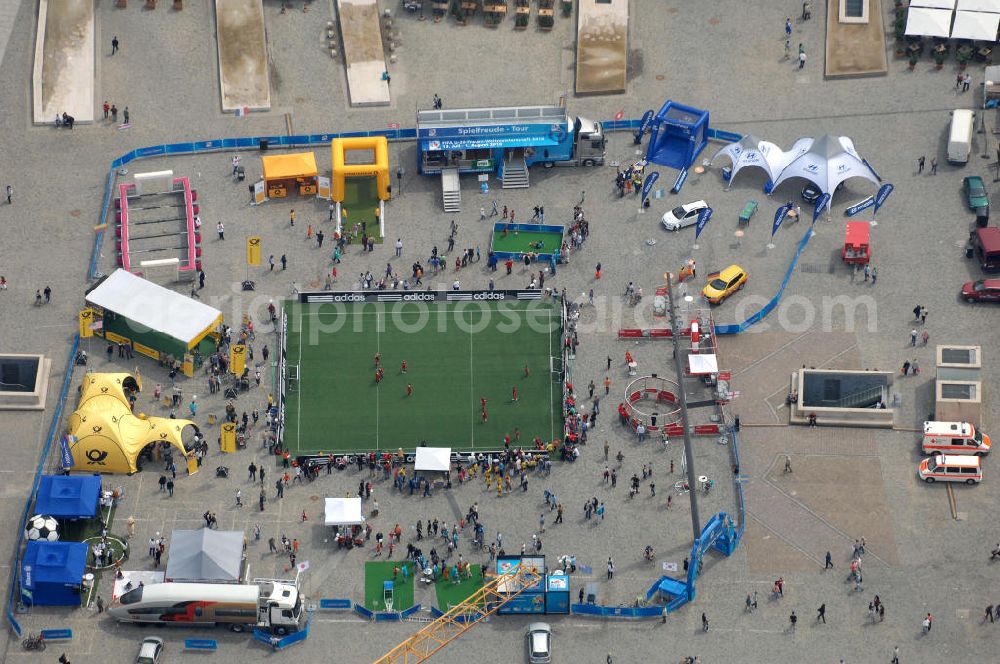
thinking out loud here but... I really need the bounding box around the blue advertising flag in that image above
[671,169,688,194]
[641,171,660,201]
[694,207,713,240]
[639,110,655,135]
[873,183,894,214]
[772,203,792,238]
[812,193,831,224]
[60,435,74,469]
[845,196,875,217]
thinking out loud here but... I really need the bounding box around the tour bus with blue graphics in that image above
[416,105,606,177]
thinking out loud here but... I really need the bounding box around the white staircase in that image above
[442,168,461,212]
[502,156,530,189]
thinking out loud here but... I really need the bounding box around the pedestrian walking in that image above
[289,209,296,226]
[891,646,900,664]
[702,612,709,632]
[799,49,807,69]
[871,266,878,283]
[964,73,972,92]
[236,489,243,507]
[784,39,791,60]
[917,155,925,173]
[217,222,225,240]
[123,107,129,124]
[930,158,938,174]
[785,17,792,36]
[921,330,930,346]
[268,255,275,271]
[604,376,611,395]
[825,551,834,568]
[97,595,105,612]
[6,185,13,204]
[985,605,994,623]
[817,603,826,623]
[789,610,797,630]
[911,329,918,346]
[395,238,402,257]
[595,262,602,280]
[166,479,174,497]
[111,35,119,55]
[784,455,792,473]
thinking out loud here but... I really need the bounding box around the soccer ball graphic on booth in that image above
[25,515,59,542]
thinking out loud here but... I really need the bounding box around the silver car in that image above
[526,622,552,663]
[135,636,163,664]
[661,200,709,231]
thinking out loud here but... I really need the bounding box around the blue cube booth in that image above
[21,541,89,606]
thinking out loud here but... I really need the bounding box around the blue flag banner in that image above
[641,171,660,201]
[639,110,655,135]
[671,169,688,194]
[873,183,894,214]
[812,193,831,224]
[60,435,75,469]
[845,196,875,217]
[695,207,713,240]
[772,203,792,238]
[862,158,883,183]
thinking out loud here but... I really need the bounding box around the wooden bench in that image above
[183,639,217,652]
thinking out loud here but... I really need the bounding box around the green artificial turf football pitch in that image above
[341,175,380,242]
[489,229,563,255]
[281,299,562,454]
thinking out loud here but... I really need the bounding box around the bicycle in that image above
[21,633,45,651]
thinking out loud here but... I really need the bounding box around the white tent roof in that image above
[952,9,1000,38]
[325,497,365,526]
[912,0,956,8]
[906,7,955,37]
[771,135,880,208]
[711,135,787,185]
[85,269,222,344]
[959,0,1000,11]
[688,354,719,376]
[414,447,451,472]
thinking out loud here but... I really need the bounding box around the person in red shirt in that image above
[524,364,530,378]
[374,352,381,367]
[512,386,518,402]
[375,367,384,383]
[401,360,407,373]
[481,408,488,423]
[406,383,413,396]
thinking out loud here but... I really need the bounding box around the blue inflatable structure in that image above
[645,101,710,172]
[645,512,739,614]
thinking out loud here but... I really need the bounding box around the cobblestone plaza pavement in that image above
[2,1,1000,663]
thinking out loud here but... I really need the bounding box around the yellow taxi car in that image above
[702,264,747,304]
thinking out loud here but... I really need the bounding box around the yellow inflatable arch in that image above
[331,136,390,202]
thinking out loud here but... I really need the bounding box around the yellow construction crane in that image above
[374,564,544,664]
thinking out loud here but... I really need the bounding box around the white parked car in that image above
[136,636,163,664]
[661,200,709,231]
[526,622,552,663]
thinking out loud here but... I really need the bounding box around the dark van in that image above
[971,227,1000,272]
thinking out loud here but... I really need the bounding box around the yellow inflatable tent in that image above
[67,373,196,475]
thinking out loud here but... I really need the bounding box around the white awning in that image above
[906,7,955,37]
[85,269,222,344]
[952,10,1000,39]
[324,497,365,526]
[912,0,956,8]
[414,447,451,472]
[957,0,1000,11]
[688,354,719,376]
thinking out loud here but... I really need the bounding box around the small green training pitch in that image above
[435,565,484,611]
[490,228,563,255]
[364,561,415,612]
[341,175,380,243]
[282,298,562,455]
